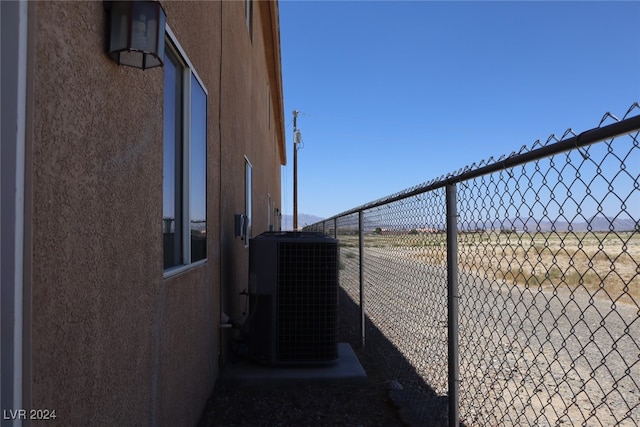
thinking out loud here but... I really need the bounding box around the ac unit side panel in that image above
[248,237,278,296]
[276,240,339,363]
[247,294,275,364]
[248,236,279,364]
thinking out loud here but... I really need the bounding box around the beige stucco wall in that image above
[218,0,284,345]
[28,1,284,424]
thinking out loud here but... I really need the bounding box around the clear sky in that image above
[279,0,640,220]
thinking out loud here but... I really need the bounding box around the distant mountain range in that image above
[281,214,324,230]
[504,215,637,232]
[363,214,637,233]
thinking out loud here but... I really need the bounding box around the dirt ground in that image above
[197,346,406,426]
[197,289,411,427]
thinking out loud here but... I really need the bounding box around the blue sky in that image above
[279,1,640,220]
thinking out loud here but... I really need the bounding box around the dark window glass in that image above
[163,49,183,269]
[190,75,207,262]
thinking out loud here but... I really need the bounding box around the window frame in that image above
[245,0,253,40]
[163,25,208,278]
[267,82,271,129]
[267,193,272,232]
[244,156,253,247]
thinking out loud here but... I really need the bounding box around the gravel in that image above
[197,290,409,427]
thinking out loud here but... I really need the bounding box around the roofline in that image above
[261,0,286,166]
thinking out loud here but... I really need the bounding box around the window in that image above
[244,157,253,246]
[163,32,207,272]
[245,0,253,39]
[267,193,272,231]
[267,83,271,129]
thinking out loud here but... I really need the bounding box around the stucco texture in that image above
[32,1,161,424]
[28,0,283,424]
[216,0,284,363]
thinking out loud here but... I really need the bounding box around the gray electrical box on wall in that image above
[248,231,339,365]
[234,214,247,239]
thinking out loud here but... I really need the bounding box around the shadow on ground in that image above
[338,287,452,427]
[198,287,453,426]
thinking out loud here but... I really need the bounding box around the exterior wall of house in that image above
[26,1,284,424]
[218,0,286,351]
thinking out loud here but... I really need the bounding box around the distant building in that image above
[1,1,285,424]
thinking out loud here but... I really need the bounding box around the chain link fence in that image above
[305,104,640,426]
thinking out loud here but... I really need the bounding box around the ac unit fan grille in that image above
[276,241,338,362]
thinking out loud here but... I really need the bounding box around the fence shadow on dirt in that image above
[338,286,456,427]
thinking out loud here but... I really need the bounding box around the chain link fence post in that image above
[359,209,366,349]
[446,183,460,427]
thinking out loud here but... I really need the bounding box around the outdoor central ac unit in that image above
[248,231,339,365]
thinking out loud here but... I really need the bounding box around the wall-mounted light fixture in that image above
[105,1,166,70]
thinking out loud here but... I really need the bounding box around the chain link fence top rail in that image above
[305,104,640,426]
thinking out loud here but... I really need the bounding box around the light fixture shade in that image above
[106,1,166,69]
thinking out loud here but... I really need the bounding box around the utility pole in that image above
[293,110,299,230]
